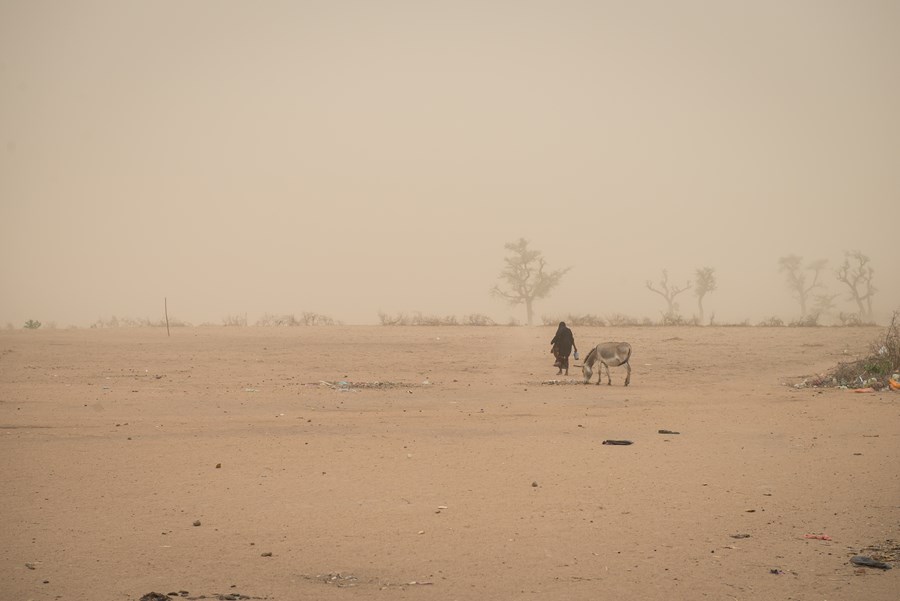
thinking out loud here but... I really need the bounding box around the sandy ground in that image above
[1,325,898,601]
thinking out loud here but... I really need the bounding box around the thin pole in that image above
[165,297,170,337]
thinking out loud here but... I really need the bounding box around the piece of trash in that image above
[261,552,273,557]
[850,555,892,569]
[769,568,783,575]
[531,481,539,487]
[853,387,876,393]
[804,534,832,540]
[192,520,201,527]
[602,440,633,445]
[730,534,751,539]
[658,429,680,435]
[25,562,36,569]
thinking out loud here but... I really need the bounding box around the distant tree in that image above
[778,255,827,319]
[646,269,691,319]
[693,267,717,324]
[23,319,41,329]
[491,238,570,326]
[836,250,876,322]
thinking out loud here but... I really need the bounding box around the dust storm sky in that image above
[1,1,898,327]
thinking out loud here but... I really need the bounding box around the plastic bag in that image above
[573,350,580,361]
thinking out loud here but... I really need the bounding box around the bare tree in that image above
[836,250,876,322]
[491,238,570,326]
[778,255,827,319]
[646,269,691,318]
[693,267,717,324]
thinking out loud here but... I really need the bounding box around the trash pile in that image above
[795,312,900,392]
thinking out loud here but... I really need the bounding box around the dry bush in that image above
[302,312,339,326]
[463,314,496,326]
[660,312,688,326]
[222,313,248,327]
[789,314,820,327]
[542,314,606,327]
[605,313,641,327]
[757,316,785,327]
[92,315,191,328]
[378,311,409,326]
[378,312,492,326]
[829,311,899,388]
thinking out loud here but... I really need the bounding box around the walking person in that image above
[550,321,577,376]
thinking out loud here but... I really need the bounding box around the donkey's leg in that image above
[604,362,612,385]
[624,361,631,386]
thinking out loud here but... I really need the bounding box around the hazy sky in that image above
[2,1,898,326]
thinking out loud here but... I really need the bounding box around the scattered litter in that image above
[850,555,892,570]
[804,534,832,541]
[658,429,680,435]
[853,387,876,393]
[601,440,633,445]
[317,380,420,390]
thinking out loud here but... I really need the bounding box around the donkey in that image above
[582,342,632,386]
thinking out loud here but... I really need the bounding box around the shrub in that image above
[757,316,785,327]
[24,319,41,330]
[606,313,641,327]
[222,314,248,327]
[789,314,820,327]
[463,314,496,326]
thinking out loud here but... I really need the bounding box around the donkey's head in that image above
[582,361,593,384]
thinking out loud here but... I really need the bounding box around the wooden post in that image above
[165,297,170,337]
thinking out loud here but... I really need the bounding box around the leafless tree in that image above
[778,255,827,319]
[646,269,691,318]
[491,238,569,326]
[836,250,876,322]
[693,266,717,324]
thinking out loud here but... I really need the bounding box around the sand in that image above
[1,325,898,600]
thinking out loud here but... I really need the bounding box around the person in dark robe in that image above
[550,321,577,376]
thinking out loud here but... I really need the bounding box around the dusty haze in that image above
[2,1,898,327]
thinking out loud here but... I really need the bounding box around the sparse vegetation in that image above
[606,313,642,327]
[378,312,498,326]
[222,314,249,327]
[757,316,785,327]
[253,312,339,326]
[24,319,41,329]
[541,314,606,327]
[91,316,191,328]
[789,314,821,327]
